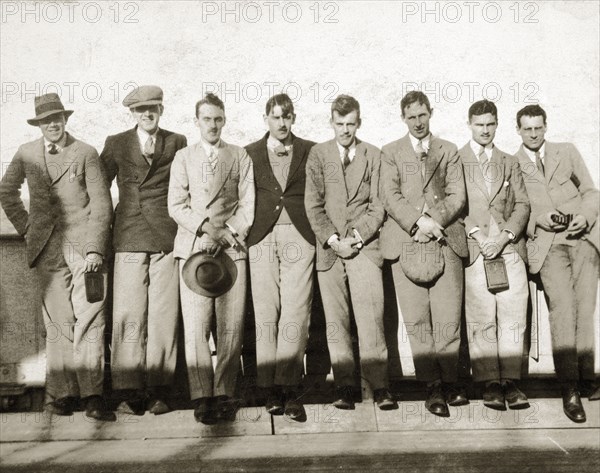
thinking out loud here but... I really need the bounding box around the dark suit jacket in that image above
[379,133,467,260]
[100,127,187,253]
[459,144,530,266]
[515,141,599,274]
[305,138,385,271]
[0,134,112,267]
[246,133,315,246]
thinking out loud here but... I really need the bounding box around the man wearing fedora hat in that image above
[168,93,254,423]
[0,93,115,421]
[100,85,187,415]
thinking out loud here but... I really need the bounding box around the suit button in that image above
[434,195,438,199]
[275,205,280,210]
[280,196,283,200]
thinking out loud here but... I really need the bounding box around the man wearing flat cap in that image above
[168,93,254,423]
[100,85,187,415]
[0,93,115,420]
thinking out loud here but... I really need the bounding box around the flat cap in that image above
[122,85,163,108]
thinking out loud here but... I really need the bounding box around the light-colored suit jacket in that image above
[459,144,530,266]
[305,138,384,271]
[0,134,112,267]
[515,141,599,274]
[379,134,467,260]
[168,139,255,261]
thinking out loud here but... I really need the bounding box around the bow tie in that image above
[274,144,291,157]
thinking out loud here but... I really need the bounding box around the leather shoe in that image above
[373,388,397,410]
[194,397,218,424]
[425,382,449,417]
[446,383,469,407]
[503,380,530,410]
[589,385,600,401]
[483,382,506,410]
[216,395,240,421]
[283,392,304,420]
[148,398,171,415]
[117,398,145,416]
[332,386,355,410]
[578,380,600,401]
[44,396,77,416]
[264,387,284,415]
[562,386,586,423]
[84,395,116,422]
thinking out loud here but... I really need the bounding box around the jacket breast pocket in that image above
[555,173,579,200]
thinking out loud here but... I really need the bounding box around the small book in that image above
[483,257,509,293]
[84,272,104,303]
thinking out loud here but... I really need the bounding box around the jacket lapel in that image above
[48,134,77,185]
[516,144,544,184]
[422,136,444,190]
[488,147,506,201]
[208,141,234,204]
[345,139,368,202]
[285,133,305,188]
[33,138,52,185]
[324,139,348,198]
[141,128,165,185]
[126,128,152,186]
[544,142,560,184]
[462,144,489,199]
[399,134,426,208]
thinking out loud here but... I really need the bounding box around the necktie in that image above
[274,144,288,157]
[342,147,351,170]
[479,147,491,192]
[48,144,58,155]
[416,140,427,180]
[535,150,544,176]
[208,147,218,171]
[143,136,154,163]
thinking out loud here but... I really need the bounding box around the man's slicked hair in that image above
[331,94,361,120]
[468,99,498,121]
[516,104,547,128]
[195,93,225,118]
[400,91,432,117]
[265,93,294,116]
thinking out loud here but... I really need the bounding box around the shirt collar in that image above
[44,133,68,152]
[201,137,221,156]
[336,140,357,161]
[523,141,546,161]
[470,140,494,160]
[137,127,158,147]
[267,134,293,152]
[409,133,431,153]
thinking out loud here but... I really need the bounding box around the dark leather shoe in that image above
[116,398,145,416]
[589,385,600,401]
[148,398,171,415]
[44,396,77,416]
[194,397,217,424]
[284,392,304,420]
[425,383,449,417]
[562,386,586,423]
[503,380,530,410]
[216,395,240,421]
[483,382,506,410]
[446,383,469,407]
[373,388,397,410]
[265,388,284,415]
[332,386,355,410]
[84,396,116,422]
[578,380,600,401]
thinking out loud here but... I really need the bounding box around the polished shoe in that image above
[332,386,355,410]
[562,386,586,423]
[446,383,469,407]
[216,395,240,421]
[264,387,284,415]
[44,396,78,416]
[283,392,304,420]
[425,382,449,417]
[589,385,600,401]
[503,380,530,410]
[373,388,397,410]
[116,398,146,416]
[194,397,218,424]
[84,395,116,422]
[148,398,171,415]
[483,382,506,411]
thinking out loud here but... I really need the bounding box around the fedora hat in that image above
[122,85,163,109]
[27,93,73,126]
[182,251,238,298]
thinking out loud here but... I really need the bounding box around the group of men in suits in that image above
[0,88,598,425]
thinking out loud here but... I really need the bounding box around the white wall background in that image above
[1,0,599,183]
